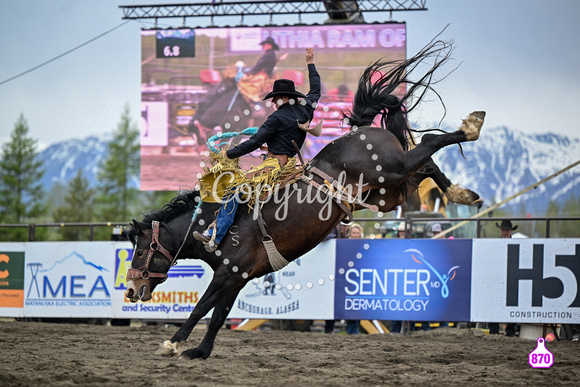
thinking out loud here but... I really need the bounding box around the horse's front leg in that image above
[154,273,231,357]
[180,288,241,360]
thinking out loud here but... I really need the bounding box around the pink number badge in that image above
[528,337,554,369]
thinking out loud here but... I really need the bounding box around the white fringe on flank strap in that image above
[262,238,290,271]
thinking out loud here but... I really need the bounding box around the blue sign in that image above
[334,239,472,321]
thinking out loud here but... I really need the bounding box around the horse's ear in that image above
[131,219,143,235]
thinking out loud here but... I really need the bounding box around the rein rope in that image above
[206,127,258,153]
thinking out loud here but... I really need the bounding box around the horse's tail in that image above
[344,38,454,151]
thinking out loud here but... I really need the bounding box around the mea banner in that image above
[334,239,472,321]
[24,242,117,318]
[471,239,580,324]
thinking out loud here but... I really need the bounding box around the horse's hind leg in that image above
[367,111,484,191]
[418,158,480,206]
[394,111,485,183]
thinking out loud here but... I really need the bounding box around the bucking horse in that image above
[125,39,485,359]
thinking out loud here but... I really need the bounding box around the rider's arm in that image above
[304,48,321,106]
[225,114,280,159]
[305,63,321,105]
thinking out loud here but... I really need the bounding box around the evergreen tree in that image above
[560,193,580,237]
[517,202,532,237]
[147,190,180,211]
[95,106,140,222]
[541,199,560,237]
[52,169,95,240]
[0,114,45,230]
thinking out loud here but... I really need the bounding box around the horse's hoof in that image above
[180,348,210,360]
[445,184,480,205]
[154,340,181,357]
[460,111,485,141]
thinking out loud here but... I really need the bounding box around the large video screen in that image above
[140,24,406,191]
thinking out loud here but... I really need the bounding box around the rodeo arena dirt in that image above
[0,319,578,386]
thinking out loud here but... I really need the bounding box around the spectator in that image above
[324,221,351,333]
[345,224,363,335]
[391,221,407,333]
[397,221,407,239]
[432,223,444,238]
[488,220,519,336]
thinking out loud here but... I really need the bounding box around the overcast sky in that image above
[1,0,579,150]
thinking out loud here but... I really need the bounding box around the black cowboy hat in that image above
[263,79,306,100]
[259,37,279,51]
[496,220,518,231]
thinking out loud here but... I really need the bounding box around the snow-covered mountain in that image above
[38,134,138,191]
[37,126,579,214]
[431,126,580,214]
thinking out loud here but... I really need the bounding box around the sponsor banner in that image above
[229,239,336,320]
[111,244,213,320]
[24,242,116,318]
[335,239,472,321]
[0,243,26,317]
[471,239,580,324]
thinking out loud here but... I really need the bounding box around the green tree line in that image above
[0,108,174,241]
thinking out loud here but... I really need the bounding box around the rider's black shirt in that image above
[226,63,321,159]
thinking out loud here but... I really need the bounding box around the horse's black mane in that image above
[128,190,200,238]
[144,190,201,225]
[344,38,455,151]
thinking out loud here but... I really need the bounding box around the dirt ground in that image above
[1,320,578,386]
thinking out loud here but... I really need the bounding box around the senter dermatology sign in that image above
[334,239,472,321]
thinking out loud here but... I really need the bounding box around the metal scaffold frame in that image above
[119,1,427,27]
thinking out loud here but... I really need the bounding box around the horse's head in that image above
[125,219,176,302]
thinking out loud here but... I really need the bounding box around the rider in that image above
[189,37,280,145]
[247,37,280,78]
[193,47,321,252]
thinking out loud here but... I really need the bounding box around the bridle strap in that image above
[127,221,176,281]
[149,221,175,265]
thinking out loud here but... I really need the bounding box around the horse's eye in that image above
[137,250,144,257]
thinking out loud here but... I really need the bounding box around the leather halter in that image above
[126,221,175,282]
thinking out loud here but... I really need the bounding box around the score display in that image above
[155,29,195,58]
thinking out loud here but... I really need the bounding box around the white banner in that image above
[141,101,168,146]
[24,242,116,318]
[471,239,580,324]
[111,246,213,320]
[230,239,336,320]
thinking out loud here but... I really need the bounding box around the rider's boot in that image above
[193,231,217,253]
